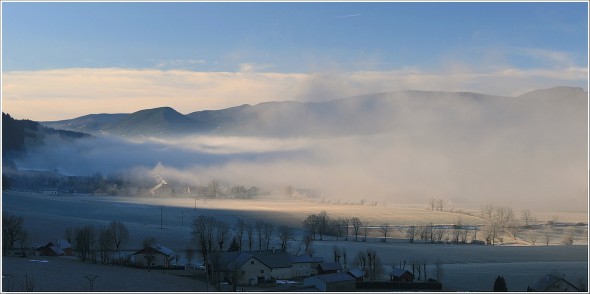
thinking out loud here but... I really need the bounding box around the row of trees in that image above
[191,216,297,266]
[64,220,129,263]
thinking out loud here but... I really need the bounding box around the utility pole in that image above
[160,206,163,229]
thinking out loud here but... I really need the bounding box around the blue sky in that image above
[3,2,587,72]
[2,2,588,120]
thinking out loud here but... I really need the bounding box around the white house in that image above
[132,243,175,268]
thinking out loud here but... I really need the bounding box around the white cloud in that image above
[2,65,586,121]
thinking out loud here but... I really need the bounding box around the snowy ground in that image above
[2,256,207,292]
[2,191,588,292]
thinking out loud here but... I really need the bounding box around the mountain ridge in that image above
[41,86,587,138]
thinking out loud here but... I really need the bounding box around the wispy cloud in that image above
[335,13,362,18]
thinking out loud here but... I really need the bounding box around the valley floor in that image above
[2,191,588,292]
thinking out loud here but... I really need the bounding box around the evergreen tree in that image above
[228,237,240,252]
[493,275,507,291]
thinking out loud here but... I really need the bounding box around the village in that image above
[3,189,587,292]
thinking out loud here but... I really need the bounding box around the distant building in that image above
[529,274,581,292]
[40,188,58,196]
[347,268,365,282]
[389,268,414,282]
[303,273,356,291]
[36,242,64,256]
[317,262,343,275]
[56,239,72,256]
[132,243,175,268]
[216,250,325,286]
[35,238,72,256]
[291,255,324,277]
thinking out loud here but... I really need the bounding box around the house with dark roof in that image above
[217,250,327,286]
[529,274,581,292]
[291,254,324,277]
[132,243,175,268]
[389,268,414,282]
[347,268,365,282]
[35,242,65,256]
[317,262,343,274]
[35,239,72,256]
[303,273,356,291]
[216,250,296,286]
[56,239,72,256]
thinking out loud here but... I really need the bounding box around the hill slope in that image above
[41,87,588,138]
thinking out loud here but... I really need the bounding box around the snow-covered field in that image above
[2,191,588,291]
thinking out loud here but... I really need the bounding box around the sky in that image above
[1,1,588,121]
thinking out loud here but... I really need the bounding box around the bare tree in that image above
[428,198,437,211]
[481,203,495,219]
[543,227,552,245]
[232,219,246,251]
[434,258,444,282]
[108,220,129,264]
[303,214,319,240]
[74,225,96,262]
[405,225,416,243]
[207,180,220,198]
[192,215,215,267]
[2,214,25,252]
[245,222,254,250]
[317,210,330,241]
[351,217,362,242]
[18,231,29,257]
[277,225,294,251]
[356,251,367,271]
[142,237,157,271]
[214,220,230,251]
[434,227,446,243]
[255,220,265,250]
[302,233,314,256]
[341,218,350,241]
[332,245,341,263]
[331,219,345,241]
[108,220,129,252]
[97,226,114,264]
[521,209,533,227]
[366,249,383,281]
[435,199,445,211]
[561,228,574,245]
[262,222,274,250]
[379,222,391,243]
[451,219,463,244]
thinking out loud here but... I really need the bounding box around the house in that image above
[317,262,342,274]
[132,243,175,268]
[40,188,58,196]
[150,181,173,196]
[291,255,324,277]
[529,274,581,292]
[303,273,356,292]
[217,250,294,286]
[389,268,414,282]
[217,250,325,286]
[56,239,72,256]
[347,268,365,282]
[36,242,65,256]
